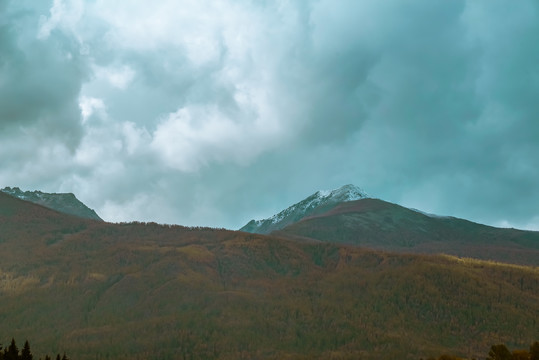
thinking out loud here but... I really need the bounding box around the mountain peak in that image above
[240,184,369,234]
[315,184,368,201]
[1,186,103,221]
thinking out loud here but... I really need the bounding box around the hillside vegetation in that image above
[0,193,537,359]
[276,198,539,266]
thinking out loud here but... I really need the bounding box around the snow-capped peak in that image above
[317,184,368,202]
[240,184,369,234]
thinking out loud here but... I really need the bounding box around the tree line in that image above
[0,337,537,359]
[423,341,539,360]
[0,339,69,360]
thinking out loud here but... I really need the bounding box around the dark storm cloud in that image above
[1,0,539,230]
[0,1,88,149]
[341,0,539,229]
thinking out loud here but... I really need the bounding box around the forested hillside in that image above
[0,193,537,359]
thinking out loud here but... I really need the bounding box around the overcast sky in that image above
[1,0,539,230]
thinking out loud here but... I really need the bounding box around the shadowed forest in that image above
[0,338,69,360]
[0,338,537,360]
[425,341,539,360]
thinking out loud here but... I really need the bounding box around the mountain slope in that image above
[275,198,539,266]
[0,191,538,360]
[1,186,102,221]
[240,184,368,234]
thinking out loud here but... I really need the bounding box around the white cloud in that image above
[38,0,84,40]
[93,65,136,90]
[100,193,154,223]
[38,0,67,39]
[79,96,105,123]
[495,218,539,231]
[122,121,151,156]
[89,0,228,64]
[151,102,283,172]
[523,217,539,231]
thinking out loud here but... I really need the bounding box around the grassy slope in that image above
[0,193,538,359]
[275,198,539,266]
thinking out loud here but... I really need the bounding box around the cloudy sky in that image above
[1,0,539,230]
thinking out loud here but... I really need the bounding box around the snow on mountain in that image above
[1,187,103,221]
[240,184,368,234]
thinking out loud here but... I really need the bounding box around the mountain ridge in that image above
[275,197,539,266]
[240,184,368,234]
[1,186,102,221]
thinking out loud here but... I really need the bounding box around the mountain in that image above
[275,198,539,266]
[1,186,102,221]
[240,184,368,234]
[0,191,537,360]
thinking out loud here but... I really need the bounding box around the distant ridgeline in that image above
[242,184,539,266]
[0,187,102,221]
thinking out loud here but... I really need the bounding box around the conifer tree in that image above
[5,338,19,360]
[21,340,32,360]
